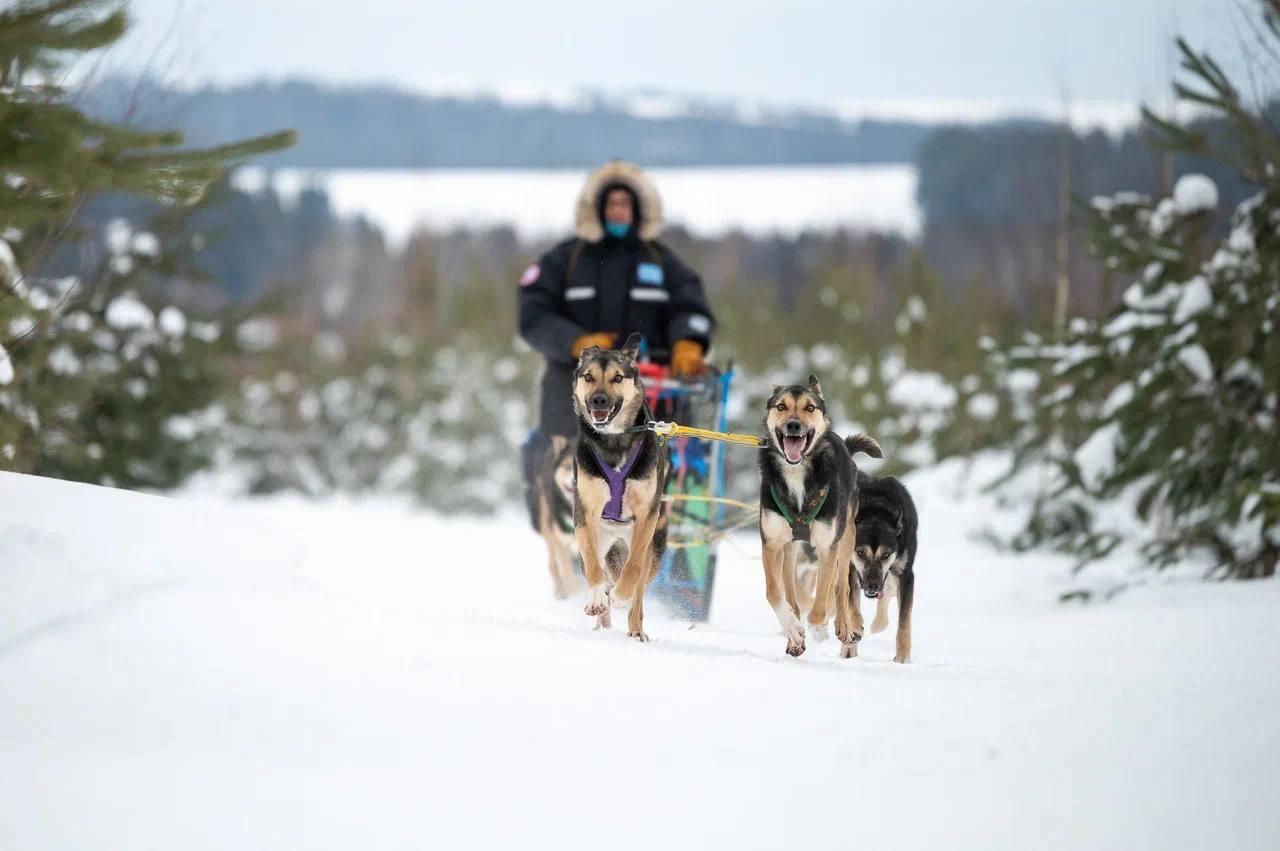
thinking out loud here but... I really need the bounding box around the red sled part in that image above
[638,362,669,409]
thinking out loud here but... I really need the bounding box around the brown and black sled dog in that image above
[758,375,881,658]
[571,333,669,641]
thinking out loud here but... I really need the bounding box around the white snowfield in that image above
[232,163,921,246]
[2,461,1277,851]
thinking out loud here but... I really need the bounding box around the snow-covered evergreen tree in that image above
[0,0,293,487]
[990,12,1280,580]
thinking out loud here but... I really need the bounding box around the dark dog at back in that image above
[572,333,669,641]
[844,452,918,663]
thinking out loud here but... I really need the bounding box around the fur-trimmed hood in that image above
[573,160,664,242]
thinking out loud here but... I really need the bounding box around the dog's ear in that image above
[769,384,784,403]
[620,332,643,362]
[577,346,601,366]
[808,373,823,398]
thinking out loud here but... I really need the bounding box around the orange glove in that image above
[670,339,707,377]
[571,332,618,358]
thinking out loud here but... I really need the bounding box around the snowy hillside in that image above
[2,462,1277,850]
[232,163,920,245]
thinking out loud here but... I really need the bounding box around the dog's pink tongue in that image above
[782,435,806,463]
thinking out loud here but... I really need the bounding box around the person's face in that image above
[604,189,634,226]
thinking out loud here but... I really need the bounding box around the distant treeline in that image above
[70,77,1272,327]
[915,110,1269,318]
[78,78,932,168]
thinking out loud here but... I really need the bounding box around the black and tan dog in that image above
[759,375,881,657]
[524,435,581,599]
[572,333,669,641]
[845,456,918,663]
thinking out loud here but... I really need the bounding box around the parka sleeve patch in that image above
[519,264,541,287]
[636,262,665,285]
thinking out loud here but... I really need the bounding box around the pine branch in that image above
[0,1,127,79]
[123,129,299,166]
[1140,107,1206,153]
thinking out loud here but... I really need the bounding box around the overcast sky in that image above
[111,0,1258,119]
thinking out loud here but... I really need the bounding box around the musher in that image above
[518,160,716,479]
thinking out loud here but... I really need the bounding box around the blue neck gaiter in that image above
[604,221,631,239]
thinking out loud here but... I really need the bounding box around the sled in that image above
[639,362,738,622]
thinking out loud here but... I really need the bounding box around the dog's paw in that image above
[584,584,609,617]
[834,614,865,639]
[893,654,911,664]
[628,630,650,643]
[836,625,863,645]
[782,617,806,657]
[776,610,806,657]
[807,622,830,642]
[780,609,807,654]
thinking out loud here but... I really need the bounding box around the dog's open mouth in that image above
[776,429,814,464]
[589,403,619,427]
[864,588,885,600]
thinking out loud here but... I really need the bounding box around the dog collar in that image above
[770,484,830,543]
[591,441,645,521]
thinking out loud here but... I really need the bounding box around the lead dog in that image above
[758,375,881,657]
[572,333,669,641]
[845,456,918,663]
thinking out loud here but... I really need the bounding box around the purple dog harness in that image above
[590,441,645,521]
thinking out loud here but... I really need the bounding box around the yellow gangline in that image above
[652,421,767,449]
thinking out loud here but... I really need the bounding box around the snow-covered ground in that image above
[2,459,1277,850]
[232,163,920,246]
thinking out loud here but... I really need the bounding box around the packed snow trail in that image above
[1,461,1277,850]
